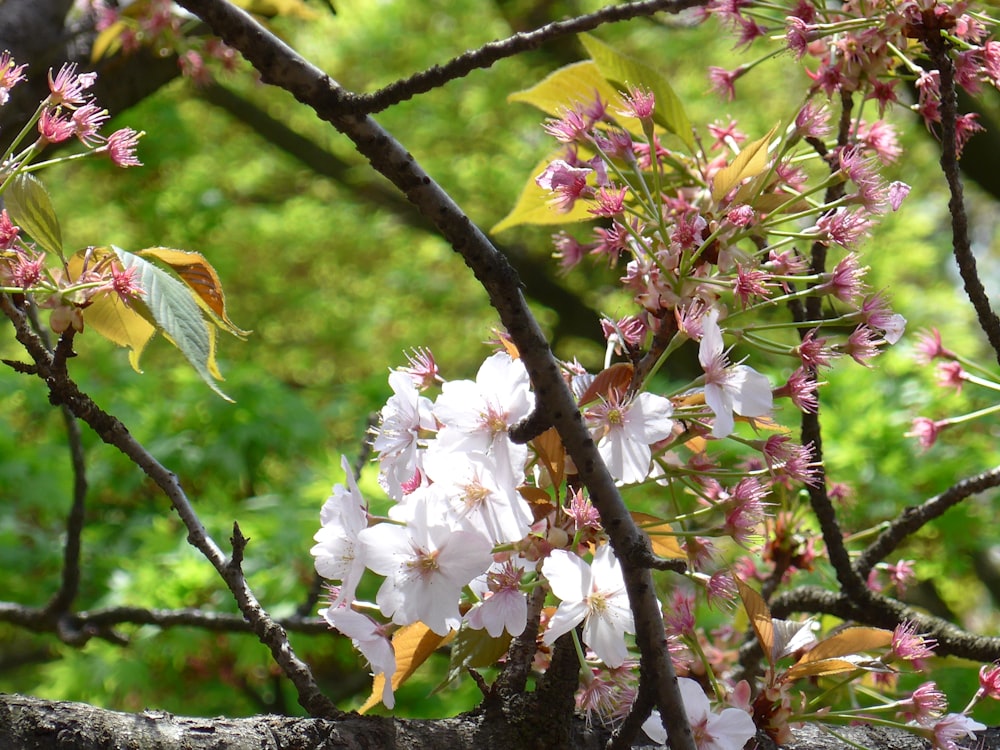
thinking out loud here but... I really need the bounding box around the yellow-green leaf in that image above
[531,427,566,492]
[5,173,62,258]
[68,249,155,372]
[491,151,596,234]
[711,123,780,204]
[137,247,249,338]
[90,19,128,63]
[784,658,869,681]
[579,33,694,150]
[509,60,628,121]
[360,622,450,714]
[442,627,512,688]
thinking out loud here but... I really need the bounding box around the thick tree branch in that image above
[769,585,1000,662]
[171,2,697,747]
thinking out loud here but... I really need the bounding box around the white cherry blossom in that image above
[372,370,436,499]
[360,492,493,636]
[310,455,369,608]
[320,604,396,709]
[699,309,773,438]
[541,545,635,667]
[465,559,528,638]
[422,447,532,545]
[642,676,756,750]
[585,391,674,484]
[432,352,533,477]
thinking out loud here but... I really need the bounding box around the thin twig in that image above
[344,0,707,115]
[21,313,91,623]
[854,464,1000,581]
[0,292,341,720]
[0,601,330,640]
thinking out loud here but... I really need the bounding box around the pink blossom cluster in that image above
[0,55,145,329]
[309,346,775,739]
[707,0,1000,156]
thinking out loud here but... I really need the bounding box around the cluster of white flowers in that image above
[309,330,766,750]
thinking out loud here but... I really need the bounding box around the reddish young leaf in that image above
[360,622,451,714]
[735,576,774,665]
[577,362,634,406]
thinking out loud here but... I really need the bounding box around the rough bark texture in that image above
[0,693,611,750]
[3,693,998,749]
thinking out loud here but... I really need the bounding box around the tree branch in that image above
[927,29,1000,366]
[854,464,1000,581]
[171,2,697,747]
[0,292,340,720]
[769,585,1000,662]
[342,0,707,115]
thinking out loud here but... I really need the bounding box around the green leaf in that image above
[579,33,694,150]
[112,246,233,401]
[509,60,627,119]
[5,173,63,258]
[492,151,597,233]
[711,123,779,204]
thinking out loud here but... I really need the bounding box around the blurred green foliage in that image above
[1,0,999,727]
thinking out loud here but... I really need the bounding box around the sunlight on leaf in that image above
[508,60,626,120]
[442,627,511,689]
[577,362,634,406]
[68,248,156,372]
[793,627,893,665]
[784,658,870,681]
[711,123,780,204]
[90,20,127,63]
[578,33,694,150]
[5,173,63,258]
[491,151,597,233]
[735,576,774,665]
[360,622,450,714]
[532,427,565,492]
[137,248,250,338]
[113,246,233,401]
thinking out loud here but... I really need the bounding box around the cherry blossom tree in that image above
[5,1,1000,749]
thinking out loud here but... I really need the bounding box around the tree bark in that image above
[0,692,611,750]
[4,693,998,749]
